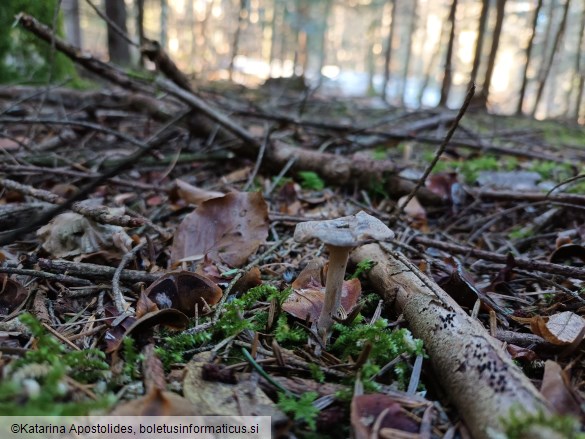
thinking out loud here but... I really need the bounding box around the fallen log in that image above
[351,243,551,439]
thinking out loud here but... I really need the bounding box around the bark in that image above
[104,0,131,65]
[516,0,543,115]
[351,244,551,439]
[439,0,458,107]
[478,0,506,107]
[467,0,490,90]
[531,0,571,117]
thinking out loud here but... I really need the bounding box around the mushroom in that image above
[294,211,394,339]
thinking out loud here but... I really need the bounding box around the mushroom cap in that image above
[294,211,395,247]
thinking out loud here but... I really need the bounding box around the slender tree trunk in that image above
[479,0,506,108]
[382,0,396,102]
[160,0,168,50]
[228,0,246,81]
[268,1,281,77]
[62,0,81,47]
[400,0,418,106]
[516,0,543,115]
[570,2,585,120]
[467,0,489,90]
[439,0,458,107]
[316,0,333,86]
[531,0,571,117]
[418,9,447,106]
[105,0,131,65]
[134,0,145,66]
[187,0,196,73]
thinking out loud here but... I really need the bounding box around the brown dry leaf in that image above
[105,309,189,353]
[283,260,361,322]
[174,178,224,205]
[351,394,419,439]
[135,290,159,319]
[37,212,132,258]
[531,312,585,345]
[144,271,222,317]
[540,360,582,417]
[171,192,269,267]
[184,352,290,433]
[0,274,28,317]
[110,388,198,416]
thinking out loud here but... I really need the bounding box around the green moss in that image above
[155,330,212,369]
[348,259,376,280]
[502,407,584,439]
[277,391,319,430]
[298,171,325,191]
[0,313,112,415]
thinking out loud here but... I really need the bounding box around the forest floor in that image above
[1,69,585,439]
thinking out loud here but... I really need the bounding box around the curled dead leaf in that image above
[530,312,585,345]
[105,309,189,353]
[144,271,222,317]
[37,212,132,258]
[0,274,28,317]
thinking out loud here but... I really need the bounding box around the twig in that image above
[243,124,271,191]
[395,84,475,218]
[0,266,91,286]
[0,179,142,228]
[111,242,146,312]
[37,258,160,283]
[0,110,186,246]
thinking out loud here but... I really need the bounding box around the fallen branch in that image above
[351,243,550,439]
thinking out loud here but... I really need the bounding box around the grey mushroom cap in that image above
[294,211,395,248]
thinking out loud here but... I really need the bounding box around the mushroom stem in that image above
[317,245,350,338]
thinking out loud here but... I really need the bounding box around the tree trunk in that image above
[228,0,246,81]
[104,0,131,65]
[478,0,506,108]
[316,0,333,86]
[467,0,489,90]
[135,0,145,66]
[160,0,168,50]
[62,0,81,47]
[382,0,396,102]
[439,0,458,107]
[532,0,571,117]
[400,0,418,106]
[570,2,585,120]
[516,0,543,115]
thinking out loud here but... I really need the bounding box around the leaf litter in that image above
[0,51,584,439]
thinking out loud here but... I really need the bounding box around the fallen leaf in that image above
[184,352,290,434]
[37,212,132,258]
[283,260,361,321]
[105,309,189,353]
[174,178,224,205]
[531,312,585,345]
[171,192,269,267]
[144,271,222,317]
[110,388,198,416]
[540,360,582,417]
[0,274,28,317]
[351,394,419,439]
